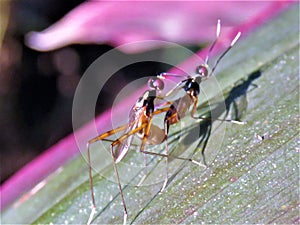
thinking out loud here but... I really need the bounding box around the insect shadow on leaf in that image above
[187,70,262,165]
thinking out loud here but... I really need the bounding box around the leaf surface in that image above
[2,5,299,224]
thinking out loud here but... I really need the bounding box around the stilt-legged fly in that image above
[152,20,243,189]
[87,76,201,225]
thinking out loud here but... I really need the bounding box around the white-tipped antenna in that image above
[231,31,241,46]
[209,31,241,76]
[216,19,221,37]
[205,19,221,64]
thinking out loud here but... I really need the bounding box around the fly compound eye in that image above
[148,77,164,91]
[196,65,208,77]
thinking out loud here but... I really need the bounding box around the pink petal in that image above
[25,1,288,53]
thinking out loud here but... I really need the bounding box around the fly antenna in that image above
[209,31,241,77]
[205,19,221,65]
[158,72,187,79]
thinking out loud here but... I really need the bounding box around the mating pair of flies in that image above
[87,20,242,224]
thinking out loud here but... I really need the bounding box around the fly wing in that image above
[164,79,188,98]
[176,94,193,119]
[113,105,144,163]
[113,120,138,163]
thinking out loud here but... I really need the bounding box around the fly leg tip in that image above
[231,120,247,125]
[191,159,207,169]
[160,177,168,193]
[137,174,147,187]
[123,212,128,225]
[87,205,97,225]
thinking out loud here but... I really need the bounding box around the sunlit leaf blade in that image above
[2,5,299,224]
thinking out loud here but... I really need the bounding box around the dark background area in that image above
[0,0,173,184]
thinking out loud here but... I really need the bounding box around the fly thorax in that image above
[184,79,200,97]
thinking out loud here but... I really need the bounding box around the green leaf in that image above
[2,6,299,224]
